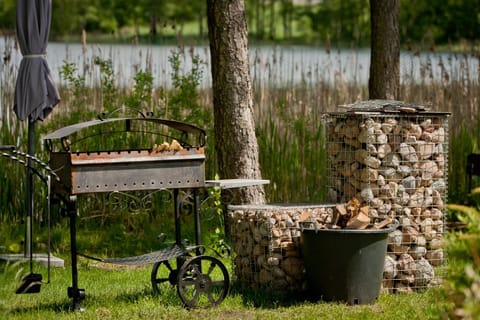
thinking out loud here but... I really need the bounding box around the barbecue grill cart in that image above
[42,113,268,310]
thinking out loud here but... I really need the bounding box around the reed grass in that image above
[1,40,479,225]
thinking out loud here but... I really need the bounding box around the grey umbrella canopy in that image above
[13,0,60,259]
[14,0,60,121]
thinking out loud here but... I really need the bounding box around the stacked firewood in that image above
[302,198,393,230]
[325,111,448,292]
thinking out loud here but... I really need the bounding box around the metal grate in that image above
[78,244,199,265]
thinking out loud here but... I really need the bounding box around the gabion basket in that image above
[324,100,450,293]
[226,204,338,294]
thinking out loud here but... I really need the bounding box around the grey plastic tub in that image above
[300,223,394,305]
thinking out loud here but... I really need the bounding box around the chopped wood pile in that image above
[300,198,393,230]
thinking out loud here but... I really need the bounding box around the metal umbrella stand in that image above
[13,0,60,292]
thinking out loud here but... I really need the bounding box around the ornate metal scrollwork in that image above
[107,189,173,215]
[177,190,195,217]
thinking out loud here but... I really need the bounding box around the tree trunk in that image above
[150,15,157,36]
[207,0,266,205]
[281,0,293,40]
[368,0,400,100]
[198,12,204,39]
[257,0,265,40]
[269,0,275,40]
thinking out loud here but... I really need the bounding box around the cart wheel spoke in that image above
[164,261,173,272]
[211,280,226,287]
[178,276,196,287]
[151,257,187,294]
[188,289,200,306]
[206,261,216,276]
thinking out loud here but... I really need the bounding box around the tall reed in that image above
[1,39,479,223]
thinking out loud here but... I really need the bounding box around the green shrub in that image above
[444,200,480,319]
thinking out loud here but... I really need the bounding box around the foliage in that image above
[202,176,231,257]
[2,0,480,46]
[123,70,154,110]
[257,104,327,202]
[444,200,480,319]
[400,0,480,46]
[298,0,371,46]
[93,56,117,112]
[448,124,479,204]
[59,60,87,109]
[165,49,211,128]
[0,0,15,30]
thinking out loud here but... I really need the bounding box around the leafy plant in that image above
[93,56,117,111]
[444,198,480,319]
[59,60,86,109]
[166,49,211,128]
[124,70,154,110]
[202,176,231,257]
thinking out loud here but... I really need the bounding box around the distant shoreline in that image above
[2,27,478,54]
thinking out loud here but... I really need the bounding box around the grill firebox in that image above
[49,148,205,195]
[43,116,207,197]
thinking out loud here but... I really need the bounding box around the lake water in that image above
[1,36,478,89]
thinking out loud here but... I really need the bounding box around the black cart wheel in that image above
[176,255,230,308]
[151,255,189,294]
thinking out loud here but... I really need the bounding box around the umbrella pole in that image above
[25,118,35,269]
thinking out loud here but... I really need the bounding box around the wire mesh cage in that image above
[226,204,337,294]
[324,104,449,293]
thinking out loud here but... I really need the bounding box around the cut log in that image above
[346,210,371,229]
[359,205,370,216]
[335,204,347,216]
[346,197,361,213]
[371,217,393,230]
[298,210,311,222]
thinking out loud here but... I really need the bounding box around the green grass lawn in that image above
[0,258,450,320]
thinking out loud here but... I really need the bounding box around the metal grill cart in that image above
[0,145,60,293]
[324,100,450,293]
[43,113,268,310]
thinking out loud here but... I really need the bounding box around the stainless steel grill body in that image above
[49,148,205,196]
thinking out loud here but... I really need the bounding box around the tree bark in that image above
[269,0,275,40]
[368,0,400,100]
[207,0,266,205]
[149,15,157,36]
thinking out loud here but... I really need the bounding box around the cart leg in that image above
[66,196,85,311]
[193,189,201,256]
[174,189,181,246]
[173,189,184,269]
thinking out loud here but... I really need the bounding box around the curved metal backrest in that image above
[43,117,207,152]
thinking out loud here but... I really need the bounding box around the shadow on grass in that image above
[8,299,75,314]
[114,286,183,307]
[104,279,314,309]
[228,281,311,309]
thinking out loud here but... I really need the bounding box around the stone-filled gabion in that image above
[226,204,337,293]
[325,107,449,292]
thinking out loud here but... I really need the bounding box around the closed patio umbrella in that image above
[14,0,60,260]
